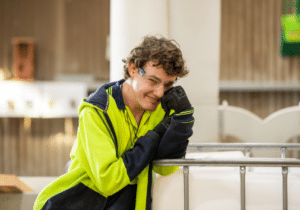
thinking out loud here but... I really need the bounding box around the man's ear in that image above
[128,62,138,78]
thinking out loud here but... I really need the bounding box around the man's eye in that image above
[149,79,158,84]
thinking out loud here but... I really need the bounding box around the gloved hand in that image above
[161,86,191,115]
[152,116,171,139]
[153,116,194,160]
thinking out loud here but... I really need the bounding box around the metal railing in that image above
[154,143,300,210]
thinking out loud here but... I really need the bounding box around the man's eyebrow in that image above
[148,75,162,81]
[149,75,176,84]
[165,81,175,85]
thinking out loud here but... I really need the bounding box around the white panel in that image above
[221,105,300,143]
[190,104,219,143]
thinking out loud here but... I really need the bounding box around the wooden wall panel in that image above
[64,0,110,80]
[0,118,78,176]
[0,0,109,176]
[0,0,110,81]
[1,0,57,80]
[0,1,5,70]
[220,0,300,122]
[220,0,300,82]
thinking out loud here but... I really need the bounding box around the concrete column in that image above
[110,0,168,81]
[169,0,221,142]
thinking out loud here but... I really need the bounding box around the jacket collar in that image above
[86,79,126,110]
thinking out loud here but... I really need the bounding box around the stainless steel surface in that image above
[245,147,251,158]
[282,167,288,210]
[219,103,225,140]
[154,158,300,210]
[281,147,287,159]
[154,158,300,167]
[183,166,189,210]
[155,143,300,209]
[188,143,300,151]
[240,166,246,210]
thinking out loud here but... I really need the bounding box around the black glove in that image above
[152,116,171,139]
[161,86,191,114]
[154,115,194,160]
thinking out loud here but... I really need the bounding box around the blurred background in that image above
[1,0,300,177]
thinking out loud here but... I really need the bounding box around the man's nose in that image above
[154,84,165,99]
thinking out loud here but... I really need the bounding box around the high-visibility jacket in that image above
[34,79,194,210]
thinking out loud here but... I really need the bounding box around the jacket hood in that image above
[79,79,126,114]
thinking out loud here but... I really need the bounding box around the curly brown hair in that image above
[122,35,189,79]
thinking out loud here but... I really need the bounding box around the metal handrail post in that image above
[281,147,287,159]
[245,147,251,158]
[240,166,246,210]
[183,166,189,210]
[154,157,300,210]
[282,167,288,210]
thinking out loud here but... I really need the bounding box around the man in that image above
[34,35,194,210]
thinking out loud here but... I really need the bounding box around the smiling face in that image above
[128,61,177,112]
